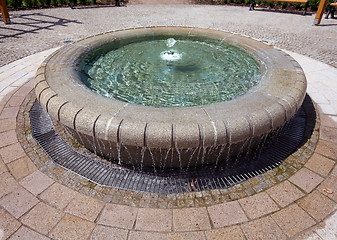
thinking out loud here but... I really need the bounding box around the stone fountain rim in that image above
[34,26,307,149]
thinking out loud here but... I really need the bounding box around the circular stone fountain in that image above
[35,27,306,171]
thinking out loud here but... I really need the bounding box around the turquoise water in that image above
[79,39,261,107]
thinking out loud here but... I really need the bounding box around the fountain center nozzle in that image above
[160,38,182,61]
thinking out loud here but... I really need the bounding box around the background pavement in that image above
[0,4,336,68]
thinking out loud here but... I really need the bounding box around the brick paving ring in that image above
[34,26,307,173]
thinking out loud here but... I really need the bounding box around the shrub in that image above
[309,0,320,11]
[8,0,23,9]
[281,2,288,8]
[266,1,275,8]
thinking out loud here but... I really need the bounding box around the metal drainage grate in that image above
[30,100,307,195]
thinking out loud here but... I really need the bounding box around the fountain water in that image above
[34,27,307,173]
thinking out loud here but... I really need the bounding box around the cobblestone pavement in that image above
[0,4,337,68]
[0,48,336,239]
[0,3,336,240]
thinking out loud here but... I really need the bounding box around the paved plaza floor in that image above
[0,3,336,240]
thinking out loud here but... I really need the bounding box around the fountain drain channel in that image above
[30,100,307,195]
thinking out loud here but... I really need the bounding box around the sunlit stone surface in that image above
[35,27,307,171]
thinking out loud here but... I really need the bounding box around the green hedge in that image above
[7,0,124,9]
[6,0,333,11]
[194,0,328,11]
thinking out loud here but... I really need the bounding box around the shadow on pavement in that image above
[0,12,82,40]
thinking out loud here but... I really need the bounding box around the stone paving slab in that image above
[207,201,248,228]
[266,180,305,208]
[289,167,324,193]
[135,208,172,231]
[65,195,105,222]
[305,153,335,177]
[0,187,39,218]
[241,216,287,240]
[0,24,336,240]
[0,5,336,70]
[297,190,336,222]
[20,202,64,235]
[0,208,21,239]
[173,207,211,231]
[271,204,316,238]
[97,203,138,229]
[205,226,246,240]
[19,170,54,196]
[91,225,128,240]
[239,192,280,219]
[9,226,50,240]
[49,214,95,240]
[6,156,37,180]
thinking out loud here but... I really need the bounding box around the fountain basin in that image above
[34,27,306,170]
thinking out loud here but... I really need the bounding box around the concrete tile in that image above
[292,230,323,240]
[8,226,50,240]
[297,190,336,221]
[271,204,316,237]
[135,208,172,231]
[238,192,279,219]
[289,167,324,193]
[13,85,33,97]
[308,92,329,104]
[90,225,128,240]
[10,75,31,87]
[266,180,305,208]
[314,211,337,240]
[318,104,337,115]
[319,114,337,129]
[7,156,37,180]
[305,153,335,176]
[0,87,16,99]
[168,231,206,240]
[331,101,337,116]
[241,216,287,240]
[0,106,19,119]
[50,214,95,240]
[65,194,104,222]
[0,118,16,132]
[0,130,17,148]
[39,182,79,210]
[97,203,137,229]
[0,208,22,239]
[173,207,211,231]
[5,95,26,107]
[318,175,337,202]
[0,143,26,164]
[20,202,64,235]
[205,225,246,240]
[315,140,337,161]
[0,187,39,218]
[0,157,8,175]
[0,102,5,114]
[0,171,20,198]
[0,62,16,74]
[128,231,168,240]
[207,200,248,228]
[19,170,54,196]
[320,126,337,144]
[2,69,28,82]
